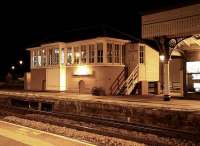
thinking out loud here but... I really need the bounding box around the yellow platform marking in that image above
[0,127,56,146]
[17,128,40,136]
[0,121,95,146]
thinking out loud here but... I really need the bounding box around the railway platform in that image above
[0,90,200,135]
[0,90,200,111]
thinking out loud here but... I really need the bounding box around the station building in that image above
[25,4,200,97]
[142,3,200,97]
[24,37,160,95]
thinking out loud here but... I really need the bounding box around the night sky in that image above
[0,0,198,80]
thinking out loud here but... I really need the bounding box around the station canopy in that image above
[175,34,200,51]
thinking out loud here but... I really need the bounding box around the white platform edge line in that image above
[0,120,96,146]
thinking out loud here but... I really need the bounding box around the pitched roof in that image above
[29,25,140,47]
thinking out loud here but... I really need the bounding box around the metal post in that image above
[163,59,171,100]
[159,37,171,101]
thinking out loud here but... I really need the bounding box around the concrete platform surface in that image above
[0,120,95,146]
[0,90,200,112]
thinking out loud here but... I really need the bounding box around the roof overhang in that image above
[142,4,200,39]
[175,34,200,51]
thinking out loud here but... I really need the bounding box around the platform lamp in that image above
[19,60,23,65]
[160,54,165,62]
[160,54,171,101]
[9,65,17,80]
[18,60,24,78]
[11,65,15,70]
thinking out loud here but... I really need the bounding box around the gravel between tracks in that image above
[0,109,199,146]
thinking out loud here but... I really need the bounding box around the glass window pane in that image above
[89,45,95,63]
[41,49,46,66]
[38,56,41,66]
[33,50,38,67]
[61,48,65,65]
[54,48,59,65]
[114,44,120,63]
[139,45,145,64]
[97,43,103,63]
[74,47,80,64]
[192,74,200,80]
[49,49,53,65]
[187,61,200,73]
[81,45,87,64]
[67,48,72,65]
[107,43,112,63]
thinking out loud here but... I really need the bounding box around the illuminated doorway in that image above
[186,61,200,93]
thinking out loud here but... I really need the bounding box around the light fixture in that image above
[11,66,15,70]
[19,60,23,65]
[74,65,92,76]
[160,55,165,62]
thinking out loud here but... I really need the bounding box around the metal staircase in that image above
[110,65,139,95]
[110,67,127,95]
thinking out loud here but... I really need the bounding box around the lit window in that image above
[73,65,92,76]
[48,48,59,65]
[139,45,145,64]
[38,50,42,66]
[187,61,200,73]
[107,43,112,63]
[194,83,200,92]
[89,45,95,63]
[48,49,53,65]
[97,43,103,63]
[41,49,46,66]
[33,50,38,67]
[67,48,72,65]
[54,48,59,65]
[81,45,87,64]
[61,48,65,65]
[74,47,80,64]
[114,44,120,63]
[192,74,200,80]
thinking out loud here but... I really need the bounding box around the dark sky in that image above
[0,0,199,80]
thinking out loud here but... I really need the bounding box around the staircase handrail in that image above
[123,64,139,95]
[110,67,127,95]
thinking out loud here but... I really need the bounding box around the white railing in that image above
[170,81,181,93]
[117,65,139,95]
[124,65,139,95]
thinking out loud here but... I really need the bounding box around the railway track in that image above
[0,104,199,144]
[44,110,199,142]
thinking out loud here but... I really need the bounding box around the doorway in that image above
[42,80,46,91]
[79,80,85,93]
[169,57,184,96]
